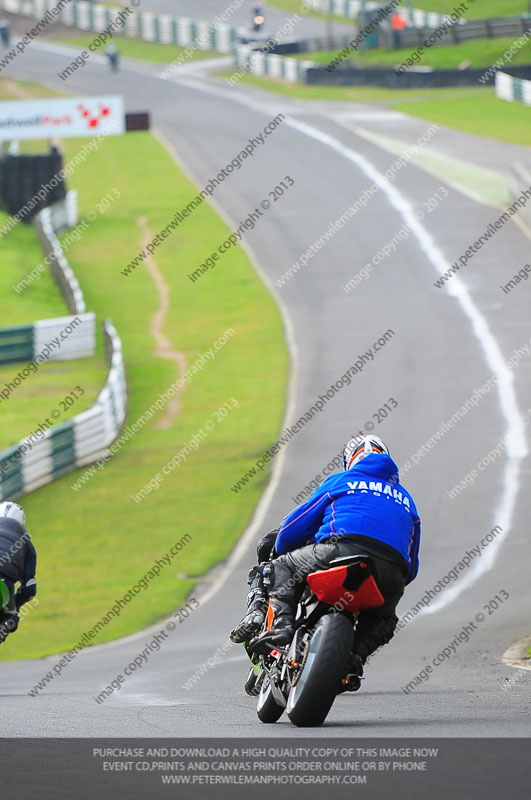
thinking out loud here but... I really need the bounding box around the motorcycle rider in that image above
[106,42,120,72]
[234,436,420,688]
[251,6,265,33]
[0,502,37,643]
[0,19,10,47]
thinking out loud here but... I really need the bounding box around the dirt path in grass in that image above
[2,80,32,99]
[138,215,187,429]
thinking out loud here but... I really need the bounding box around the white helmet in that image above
[343,435,389,471]
[0,501,26,527]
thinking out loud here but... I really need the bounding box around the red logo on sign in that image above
[77,103,111,129]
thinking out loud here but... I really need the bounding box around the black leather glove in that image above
[15,582,36,610]
[0,613,19,642]
[230,566,268,644]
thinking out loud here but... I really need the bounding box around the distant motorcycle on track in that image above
[250,6,265,33]
[244,555,384,727]
[106,43,120,72]
[0,19,10,47]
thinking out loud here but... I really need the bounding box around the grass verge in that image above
[295,37,531,69]
[54,34,219,64]
[218,70,452,100]
[270,0,528,21]
[405,0,528,19]
[0,127,287,661]
[219,73,531,146]
[0,77,60,99]
[392,86,531,145]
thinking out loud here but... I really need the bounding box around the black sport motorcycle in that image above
[244,555,384,727]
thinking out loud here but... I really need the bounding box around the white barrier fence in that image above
[496,71,531,105]
[33,195,86,316]
[1,192,93,362]
[0,320,127,500]
[0,0,239,52]
[0,183,128,500]
[0,312,95,365]
[234,44,315,83]
[33,312,95,361]
[45,190,78,234]
[304,0,458,27]
[74,318,128,467]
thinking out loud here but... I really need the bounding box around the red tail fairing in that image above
[307,563,384,612]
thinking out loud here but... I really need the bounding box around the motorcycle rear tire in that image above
[287,612,353,727]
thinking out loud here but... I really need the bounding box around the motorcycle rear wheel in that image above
[287,612,353,727]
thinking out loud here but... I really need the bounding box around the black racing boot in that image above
[230,605,266,644]
[230,567,268,644]
[249,598,295,655]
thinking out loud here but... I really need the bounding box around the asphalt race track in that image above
[1,31,531,737]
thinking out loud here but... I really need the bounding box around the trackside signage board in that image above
[0,96,125,141]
